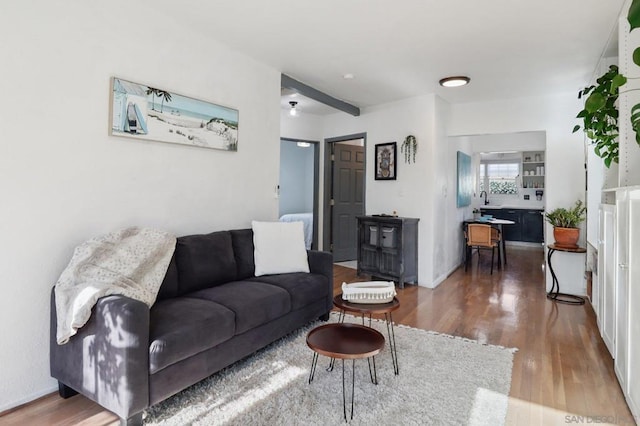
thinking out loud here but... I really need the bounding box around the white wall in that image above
[443,136,474,280]
[0,1,281,411]
[280,110,325,142]
[322,95,438,287]
[450,93,587,295]
[431,96,458,284]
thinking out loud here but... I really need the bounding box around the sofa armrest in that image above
[50,288,149,420]
[307,250,334,311]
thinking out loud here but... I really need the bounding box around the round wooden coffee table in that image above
[333,294,401,375]
[306,323,385,421]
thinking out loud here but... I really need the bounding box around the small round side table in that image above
[307,323,385,421]
[333,294,400,375]
[546,243,587,305]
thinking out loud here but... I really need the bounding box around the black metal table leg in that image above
[342,359,355,421]
[366,354,379,385]
[327,310,347,372]
[546,247,585,305]
[309,352,318,384]
[385,312,399,375]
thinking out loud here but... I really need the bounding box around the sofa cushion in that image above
[249,273,330,311]
[251,221,309,276]
[174,231,237,295]
[156,254,179,301]
[230,229,255,280]
[149,297,235,374]
[189,281,291,334]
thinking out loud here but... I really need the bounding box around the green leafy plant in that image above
[545,200,586,229]
[400,135,417,163]
[628,0,640,146]
[572,1,640,168]
[573,65,625,168]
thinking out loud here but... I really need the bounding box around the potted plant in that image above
[545,200,587,248]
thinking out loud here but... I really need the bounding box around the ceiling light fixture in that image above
[439,76,470,88]
[343,73,355,80]
[289,101,298,116]
[297,142,311,148]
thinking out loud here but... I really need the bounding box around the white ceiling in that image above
[151,0,626,114]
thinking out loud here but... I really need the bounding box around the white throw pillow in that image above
[252,221,310,276]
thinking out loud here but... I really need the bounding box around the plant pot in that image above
[553,227,580,248]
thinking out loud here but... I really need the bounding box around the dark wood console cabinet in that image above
[356,216,419,288]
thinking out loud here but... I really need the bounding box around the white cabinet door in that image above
[615,192,629,392]
[598,204,616,357]
[626,189,640,418]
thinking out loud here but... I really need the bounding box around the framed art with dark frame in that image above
[375,142,397,180]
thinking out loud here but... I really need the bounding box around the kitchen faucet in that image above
[480,190,489,205]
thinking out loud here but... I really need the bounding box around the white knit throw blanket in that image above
[55,227,176,345]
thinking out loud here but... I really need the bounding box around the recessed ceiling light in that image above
[343,73,355,80]
[439,76,470,87]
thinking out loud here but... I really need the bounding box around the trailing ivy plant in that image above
[573,65,626,168]
[401,135,417,163]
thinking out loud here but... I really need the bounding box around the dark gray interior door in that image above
[332,143,365,261]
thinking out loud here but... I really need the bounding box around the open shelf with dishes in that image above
[522,151,545,188]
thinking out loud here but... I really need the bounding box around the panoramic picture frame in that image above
[456,150,472,207]
[109,77,238,151]
[375,142,397,180]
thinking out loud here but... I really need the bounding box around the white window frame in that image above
[479,159,520,200]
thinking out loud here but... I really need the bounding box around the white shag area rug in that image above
[145,313,516,425]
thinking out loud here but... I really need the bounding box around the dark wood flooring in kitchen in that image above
[1,246,633,425]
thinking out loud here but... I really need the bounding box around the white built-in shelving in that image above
[521,151,545,189]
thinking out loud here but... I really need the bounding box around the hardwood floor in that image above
[1,247,634,425]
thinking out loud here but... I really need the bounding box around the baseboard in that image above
[504,241,544,249]
[0,385,57,415]
[432,262,462,288]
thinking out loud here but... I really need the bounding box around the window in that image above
[480,161,519,195]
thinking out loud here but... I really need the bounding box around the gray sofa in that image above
[50,228,333,425]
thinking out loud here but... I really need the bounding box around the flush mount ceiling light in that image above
[439,76,470,88]
[289,101,298,116]
[296,142,311,148]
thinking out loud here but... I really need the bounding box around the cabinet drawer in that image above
[381,227,398,248]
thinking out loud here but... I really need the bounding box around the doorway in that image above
[323,133,366,262]
[279,138,320,249]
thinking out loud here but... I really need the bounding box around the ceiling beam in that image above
[281,74,360,117]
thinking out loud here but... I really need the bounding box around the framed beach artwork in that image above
[109,77,238,151]
[456,151,472,207]
[375,142,397,180]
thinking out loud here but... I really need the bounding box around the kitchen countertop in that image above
[480,205,544,210]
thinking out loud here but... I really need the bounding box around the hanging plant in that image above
[573,65,625,168]
[400,135,417,163]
